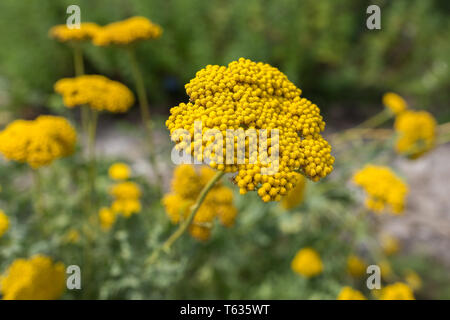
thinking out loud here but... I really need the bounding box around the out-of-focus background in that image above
[0,0,449,300]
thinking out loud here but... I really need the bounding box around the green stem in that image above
[147,170,225,265]
[355,109,392,129]
[32,169,44,216]
[87,109,98,208]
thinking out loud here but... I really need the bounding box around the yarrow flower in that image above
[337,286,366,300]
[108,162,131,181]
[54,75,135,113]
[99,207,116,231]
[0,209,9,238]
[291,247,323,278]
[280,173,306,210]
[353,165,408,215]
[379,260,393,280]
[93,16,162,46]
[382,92,407,115]
[394,110,436,159]
[347,254,367,278]
[379,282,415,300]
[0,255,65,300]
[49,23,100,43]
[404,270,422,291]
[0,115,77,169]
[380,234,400,256]
[109,181,142,217]
[166,58,334,202]
[162,164,238,241]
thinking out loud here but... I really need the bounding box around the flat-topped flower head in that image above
[337,287,366,300]
[54,75,135,113]
[353,165,408,215]
[163,165,237,241]
[93,16,162,46]
[0,209,9,238]
[394,110,436,159]
[108,162,131,181]
[382,92,407,115]
[291,247,323,278]
[166,58,334,202]
[0,255,65,300]
[379,282,415,300]
[0,115,77,169]
[49,23,100,43]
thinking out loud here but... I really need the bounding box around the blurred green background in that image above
[0,0,449,122]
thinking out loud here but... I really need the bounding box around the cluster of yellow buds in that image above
[0,255,65,300]
[337,286,366,300]
[280,172,306,209]
[291,247,323,278]
[166,58,334,202]
[382,92,408,115]
[378,282,415,300]
[394,110,436,159]
[163,164,237,241]
[49,22,100,43]
[346,254,367,278]
[93,16,163,46]
[0,115,77,169]
[353,165,408,215]
[0,209,9,238]
[54,75,135,113]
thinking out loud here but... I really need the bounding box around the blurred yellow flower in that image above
[49,23,100,42]
[163,165,237,241]
[382,92,407,115]
[111,199,142,218]
[64,229,80,243]
[108,162,131,181]
[347,254,367,278]
[0,255,65,300]
[337,286,366,300]
[291,247,323,278]
[93,16,162,46]
[394,110,436,159]
[99,207,116,231]
[281,173,306,210]
[379,260,393,280]
[0,115,77,169]
[381,234,400,256]
[379,282,415,300]
[54,75,135,113]
[353,165,408,215]
[109,181,141,200]
[404,270,422,291]
[166,58,334,203]
[0,209,9,238]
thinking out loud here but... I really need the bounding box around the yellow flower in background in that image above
[0,115,77,169]
[382,92,407,115]
[379,260,393,280]
[162,164,237,241]
[337,286,366,300]
[0,209,9,238]
[108,162,131,181]
[353,165,408,215]
[110,181,141,200]
[291,247,323,278]
[379,282,415,300]
[381,234,400,256]
[281,173,306,210]
[64,229,80,243]
[347,255,367,278]
[99,207,116,231]
[54,75,135,113]
[111,199,142,218]
[404,270,422,291]
[93,16,162,46]
[0,255,65,300]
[394,110,436,159]
[49,23,100,42]
[166,58,334,202]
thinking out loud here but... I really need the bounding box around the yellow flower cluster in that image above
[93,16,162,46]
[382,92,407,115]
[54,75,135,113]
[0,209,9,238]
[291,247,323,278]
[64,229,80,243]
[280,173,306,210]
[379,282,415,300]
[110,181,142,218]
[163,164,237,241]
[394,110,436,159]
[108,162,131,181]
[347,254,367,278]
[353,165,408,215]
[337,287,366,300]
[381,234,400,256]
[166,58,334,202]
[0,255,65,300]
[49,23,100,42]
[99,207,116,231]
[0,115,77,169]
[404,270,422,291]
